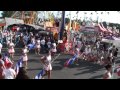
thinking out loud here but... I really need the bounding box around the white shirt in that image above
[109,52,113,57]
[85,48,91,54]
[0,43,3,49]
[52,43,57,52]
[4,68,16,79]
[52,43,56,47]
[75,48,79,55]
[47,41,51,48]
[23,48,28,54]
[36,40,40,45]
[9,42,14,47]
[31,38,35,44]
[41,39,45,45]
[46,55,52,65]
[43,55,52,71]
[7,41,10,45]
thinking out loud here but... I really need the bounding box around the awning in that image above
[27,24,44,30]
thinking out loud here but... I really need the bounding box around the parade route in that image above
[1,11,120,79]
[2,48,120,79]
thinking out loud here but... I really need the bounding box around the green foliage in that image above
[65,18,70,24]
[1,11,15,18]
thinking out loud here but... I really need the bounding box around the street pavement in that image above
[2,48,120,79]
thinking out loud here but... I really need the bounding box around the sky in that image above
[58,11,120,24]
[0,11,2,17]
[1,11,120,24]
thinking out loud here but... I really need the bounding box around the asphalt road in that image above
[2,48,120,79]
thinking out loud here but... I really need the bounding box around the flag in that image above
[35,69,45,79]
[64,54,77,67]
[70,55,77,64]
[64,58,72,67]
[14,57,23,74]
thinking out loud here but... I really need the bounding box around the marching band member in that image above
[22,45,29,69]
[8,40,15,61]
[41,51,52,79]
[35,38,41,55]
[51,42,57,57]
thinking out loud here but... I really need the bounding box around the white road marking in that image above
[51,53,61,63]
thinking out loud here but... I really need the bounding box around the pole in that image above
[69,11,72,42]
[59,11,65,40]
[69,11,71,31]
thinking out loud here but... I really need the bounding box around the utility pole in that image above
[59,11,65,40]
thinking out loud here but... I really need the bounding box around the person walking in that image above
[41,51,52,79]
[4,62,16,79]
[8,40,15,62]
[35,38,41,55]
[22,45,29,69]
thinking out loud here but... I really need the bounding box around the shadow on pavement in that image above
[54,55,104,78]
[52,65,63,70]
[73,60,104,76]
[89,74,103,79]
[27,68,42,71]
[28,59,40,63]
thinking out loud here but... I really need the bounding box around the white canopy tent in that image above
[102,37,120,47]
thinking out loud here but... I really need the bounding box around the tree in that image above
[78,19,82,25]
[65,18,70,24]
[102,22,107,28]
[1,11,15,18]
[49,13,55,24]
